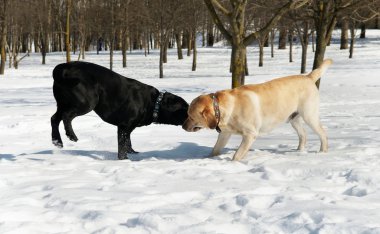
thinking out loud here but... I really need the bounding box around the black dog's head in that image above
[157,92,189,126]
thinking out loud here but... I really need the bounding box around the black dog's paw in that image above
[66,134,78,142]
[53,139,63,148]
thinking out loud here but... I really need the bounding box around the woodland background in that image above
[0,0,379,87]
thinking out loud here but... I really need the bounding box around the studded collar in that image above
[152,90,166,123]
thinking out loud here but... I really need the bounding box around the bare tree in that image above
[288,7,313,73]
[206,14,215,46]
[121,0,131,68]
[340,18,349,50]
[278,27,287,49]
[288,27,294,62]
[66,0,71,62]
[109,0,115,70]
[295,20,311,73]
[76,0,88,60]
[148,0,185,78]
[309,0,378,87]
[0,0,8,75]
[204,0,308,88]
[348,3,380,58]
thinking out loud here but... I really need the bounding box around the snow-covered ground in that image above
[1,30,380,234]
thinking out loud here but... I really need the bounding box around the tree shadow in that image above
[256,148,311,155]
[0,154,16,161]
[32,149,118,160]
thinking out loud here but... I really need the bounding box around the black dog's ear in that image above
[158,92,189,125]
[202,108,217,129]
[61,77,81,87]
[174,108,188,125]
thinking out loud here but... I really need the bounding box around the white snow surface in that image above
[1,30,380,234]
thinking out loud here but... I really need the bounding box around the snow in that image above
[1,30,380,234]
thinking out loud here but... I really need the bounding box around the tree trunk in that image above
[12,41,18,69]
[149,33,153,50]
[187,32,192,56]
[82,41,85,59]
[313,32,326,67]
[144,31,147,57]
[159,41,164,78]
[289,29,293,63]
[58,24,63,52]
[163,41,168,63]
[278,28,287,49]
[340,19,349,49]
[259,41,264,67]
[192,30,197,71]
[231,43,246,88]
[207,17,214,47]
[159,4,164,79]
[65,0,71,63]
[110,0,115,71]
[360,23,366,38]
[264,37,269,47]
[147,30,150,54]
[311,30,315,52]
[182,31,188,48]
[1,0,8,74]
[201,23,205,47]
[313,30,328,88]
[300,22,309,74]
[300,43,308,74]
[72,32,76,54]
[78,34,85,60]
[116,29,122,51]
[313,2,337,88]
[29,35,33,53]
[175,33,183,60]
[0,5,6,75]
[122,35,127,67]
[270,30,275,58]
[110,41,113,71]
[40,31,47,65]
[34,34,39,53]
[97,37,101,54]
[21,33,28,53]
[244,52,248,76]
[349,21,355,59]
[8,44,11,68]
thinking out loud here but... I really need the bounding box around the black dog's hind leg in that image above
[118,126,138,160]
[51,110,63,148]
[63,112,79,142]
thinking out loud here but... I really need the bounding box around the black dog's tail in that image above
[52,63,81,87]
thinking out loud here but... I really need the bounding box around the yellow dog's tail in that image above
[308,59,333,83]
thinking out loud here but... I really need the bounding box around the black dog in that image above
[51,61,188,160]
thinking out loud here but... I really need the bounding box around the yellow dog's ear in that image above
[202,107,217,129]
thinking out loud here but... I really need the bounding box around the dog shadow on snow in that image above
[32,142,219,161]
[23,144,302,162]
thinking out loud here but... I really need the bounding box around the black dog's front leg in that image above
[117,127,138,160]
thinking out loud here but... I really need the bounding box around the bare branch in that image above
[244,0,308,46]
[211,0,231,15]
[204,0,232,41]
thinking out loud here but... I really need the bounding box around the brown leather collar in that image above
[211,93,221,133]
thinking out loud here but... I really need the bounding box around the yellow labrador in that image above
[183,59,332,161]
